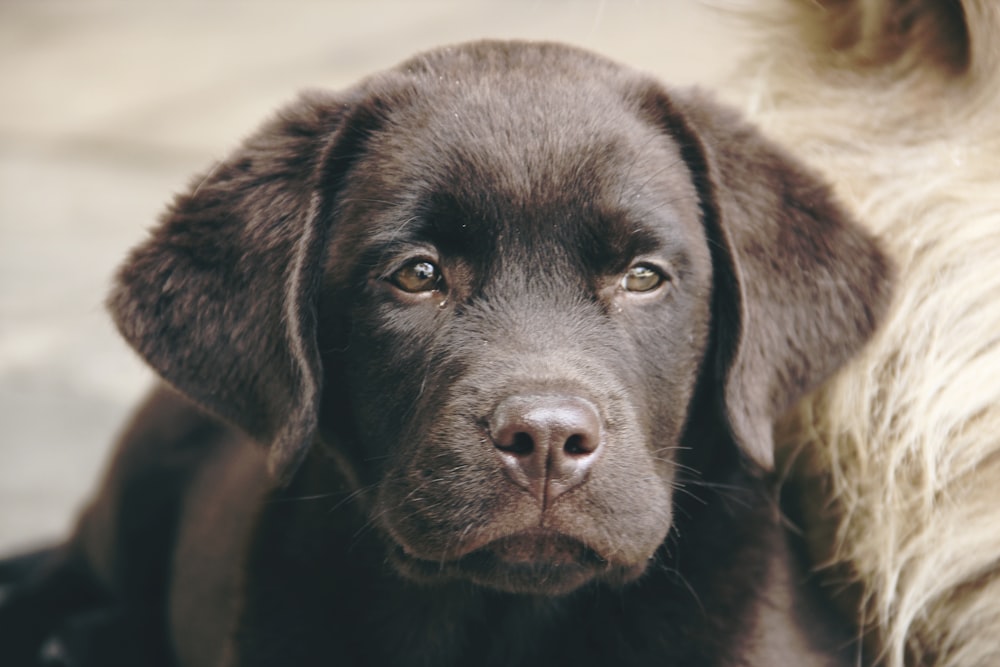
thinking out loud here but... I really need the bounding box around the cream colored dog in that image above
[728,1,1000,665]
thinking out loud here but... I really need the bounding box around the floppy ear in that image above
[108,90,378,483]
[638,87,893,469]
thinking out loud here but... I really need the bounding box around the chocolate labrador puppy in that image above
[0,41,892,666]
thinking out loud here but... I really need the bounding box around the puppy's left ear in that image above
[108,91,380,483]
[637,86,894,470]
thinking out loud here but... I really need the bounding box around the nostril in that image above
[563,433,593,456]
[500,431,535,456]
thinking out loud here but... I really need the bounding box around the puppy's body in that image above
[0,41,891,666]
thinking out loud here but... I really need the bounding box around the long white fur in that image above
[715,1,1000,665]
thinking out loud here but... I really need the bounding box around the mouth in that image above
[389,529,643,595]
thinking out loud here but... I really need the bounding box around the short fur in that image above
[0,41,892,666]
[724,1,1000,665]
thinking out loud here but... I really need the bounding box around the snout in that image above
[488,394,603,508]
[373,355,676,595]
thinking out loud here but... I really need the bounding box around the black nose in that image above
[489,394,603,506]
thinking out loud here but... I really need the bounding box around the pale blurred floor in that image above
[0,1,752,552]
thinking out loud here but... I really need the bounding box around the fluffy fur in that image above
[723,1,1000,665]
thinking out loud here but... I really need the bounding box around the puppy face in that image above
[109,41,892,599]
[320,80,714,593]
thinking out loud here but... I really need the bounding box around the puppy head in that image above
[109,41,892,596]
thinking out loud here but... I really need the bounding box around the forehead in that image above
[337,48,704,266]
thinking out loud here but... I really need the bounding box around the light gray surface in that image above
[0,1,751,553]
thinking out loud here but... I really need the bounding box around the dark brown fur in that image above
[0,41,892,666]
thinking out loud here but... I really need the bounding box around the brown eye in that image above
[391,260,441,293]
[621,265,665,293]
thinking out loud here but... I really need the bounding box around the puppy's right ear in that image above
[108,90,381,483]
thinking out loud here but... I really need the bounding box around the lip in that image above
[390,530,614,595]
[389,529,622,595]
[397,529,605,567]
[478,529,603,566]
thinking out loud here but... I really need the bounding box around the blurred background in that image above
[0,1,753,553]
